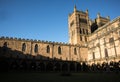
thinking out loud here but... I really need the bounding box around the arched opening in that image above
[38,62,45,71]
[83,29,85,34]
[34,44,38,53]
[76,63,82,71]
[62,63,68,71]
[22,43,26,52]
[20,60,27,70]
[30,61,36,70]
[3,42,7,47]
[93,52,95,60]
[58,46,61,54]
[70,63,75,72]
[80,36,82,41]
[46,62,54,71]
[10,61,19,70]
[80,28,82,34]
[105,48,108,58]
[54,62,61,71]
[85,36,87,42]
[74,48,77,55]
[82,62,88,72]
[46,45,50,53]
[86,29,88,35]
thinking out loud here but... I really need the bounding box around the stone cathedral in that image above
[0,6,120,71]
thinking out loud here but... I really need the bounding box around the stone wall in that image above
[88,16,120,64]
[0,37,88,62]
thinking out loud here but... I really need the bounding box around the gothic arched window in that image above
[3,42,7,47]
[80,28,82,34]
[86,29,88,35]
[3,42,8,52]
[83,29,85,34]
[105,48,108,58]
[85,36,87,42]
[46,45,50,53]
[74,48,77,55]
[34,44,38,53]
[22,43,26,52]
[58,46,61,54]
[80,36,82,41]
[93,52,95,59]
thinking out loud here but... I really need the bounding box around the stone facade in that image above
[0,37,88,62]
[88,17,120,64]
[0,6,120,65]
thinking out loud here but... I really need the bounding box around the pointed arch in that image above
[46,45,50,53]
[86,29,88,35]
[104,48,108,58]
[83,29,85,34]
[80,28,82,34]
[93,52,95,59]
[3,42,7,47]
[85,36,87,42]
[58,46,61,54]
[22,43,26,52]
[34,44,38,53]
[80,36,82,41]
[74,48,77,55]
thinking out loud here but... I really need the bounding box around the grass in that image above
[0,72,120,82]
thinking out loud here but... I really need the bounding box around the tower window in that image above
[80,28,82,34]
[70,21,74,27]
[80,36,82,41]
[58,46,61,54]
[85,36,87,42]
[22,43,26,52]
[34,44,38,53]
[79,18,87,24]
[74,48,77,55]
[83,29,85,34]
[104,48,108,58]
[46,45,50,53]
[109,37,114,45]
[93,52,95,59]
[86,29,88,35]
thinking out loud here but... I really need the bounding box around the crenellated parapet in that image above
[0,36,88,48]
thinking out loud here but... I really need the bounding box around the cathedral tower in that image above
[68,6,90,45]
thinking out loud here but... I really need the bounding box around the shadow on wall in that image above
[0,46,83,72]
[0,46,120,73]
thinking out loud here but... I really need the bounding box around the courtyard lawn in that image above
[0,72,120,82]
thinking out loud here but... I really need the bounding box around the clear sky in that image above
[0,0,120,43]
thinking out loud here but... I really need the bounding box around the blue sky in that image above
[0,0,120,43]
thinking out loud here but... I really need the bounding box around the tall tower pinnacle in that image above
[97,13,100,18]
